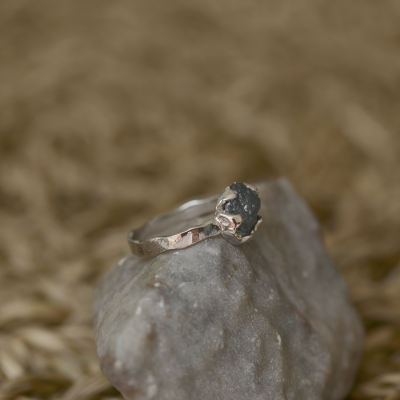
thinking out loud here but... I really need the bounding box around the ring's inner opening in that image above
[135,197,217,241]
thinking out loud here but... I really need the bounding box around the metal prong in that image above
[216,187,237,207]
[243,183,260,195]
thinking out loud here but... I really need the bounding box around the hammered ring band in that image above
[127,182,262,257]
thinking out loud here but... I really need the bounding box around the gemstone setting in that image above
[223,183,261,237]
[214,182,262,245]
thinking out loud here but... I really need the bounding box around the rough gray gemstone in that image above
[223,182,261,237]
[94,179,364,400]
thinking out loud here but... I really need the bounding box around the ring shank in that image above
[128,195,221,256]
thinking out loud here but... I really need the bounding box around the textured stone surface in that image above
[94,179,364,400]
[223,182,261,236]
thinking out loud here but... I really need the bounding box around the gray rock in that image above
[94,179,364,400]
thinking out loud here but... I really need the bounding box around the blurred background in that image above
[0,0,400,399]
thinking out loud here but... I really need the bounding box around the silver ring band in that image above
[128,183,262,257]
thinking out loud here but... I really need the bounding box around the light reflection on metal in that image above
[128,183,262,257]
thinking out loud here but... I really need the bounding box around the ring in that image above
[127,182,263,257]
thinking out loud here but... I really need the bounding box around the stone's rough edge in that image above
[94,178,365,400]
[223,182,261,236]
[258,178,365,397]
